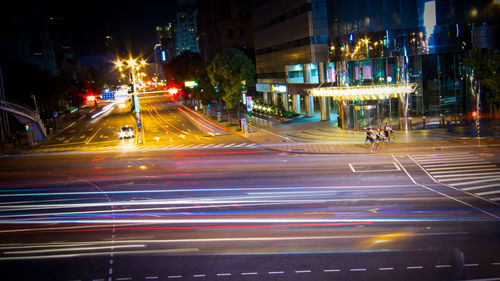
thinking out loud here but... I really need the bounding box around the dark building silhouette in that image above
[197,0,255,63]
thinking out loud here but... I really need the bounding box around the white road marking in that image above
[492,262,500,265]
[193,274,206,277]
[434,172,500,178]
[350,268,367,272]
[426,165,496,171]
[323,269,341,272]
[396,155,500,219]
[464,263,479,267]
[145,277,159,279]
[422,162,490,168]
[295,270,311,273]
[217,273,231,276]
[116,278,132,281]
[476,190,500,196]
[167,276,182,278]
[448,177,500,186]
[436,265,452,268]
[268,271,284,274]
[241,272,258,275]
[406,266,423,269]
[378,267,394,270]
[463,183,500,191]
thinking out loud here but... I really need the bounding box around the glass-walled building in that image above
[320,0,500,130]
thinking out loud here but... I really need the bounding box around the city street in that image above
[1,101,499,280]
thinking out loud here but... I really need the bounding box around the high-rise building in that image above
[197,0,255,63]
[174,10,199,55]
[154,24,175,79]
[324,0,500,130]
[252,0,329,117]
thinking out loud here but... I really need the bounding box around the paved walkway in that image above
[226,114,500,154]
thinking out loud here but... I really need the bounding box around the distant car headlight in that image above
[119,131,126,138]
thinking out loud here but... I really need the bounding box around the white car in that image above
[119,126,135,139]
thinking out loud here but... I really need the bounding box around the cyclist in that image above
[384,122,392,140]
[365,128,375,149]
[375,128,387,149]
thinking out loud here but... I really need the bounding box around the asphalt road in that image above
[1,99,499,281]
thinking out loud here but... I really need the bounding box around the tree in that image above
[207,48,255,124]
[165,50,206,98]
[465,48,500,114]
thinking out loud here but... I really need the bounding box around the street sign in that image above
[134,95,140,113]
[246,96,252,112]
[137,122,142,128]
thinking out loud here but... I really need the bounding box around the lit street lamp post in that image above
[114,57,148,144]
[30,95,39,118]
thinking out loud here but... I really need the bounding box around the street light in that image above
[114,57,148,144]
[30,95,39,118]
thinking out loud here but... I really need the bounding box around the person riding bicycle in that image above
[365,128,374,142]
[376,128,386,142]
[384,122,392,139]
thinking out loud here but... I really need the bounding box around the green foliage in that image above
[465,48,500,107]
[165,50,216,103]
[207,48,256,110]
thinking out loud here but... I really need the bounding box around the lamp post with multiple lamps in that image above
[114,57,147,144]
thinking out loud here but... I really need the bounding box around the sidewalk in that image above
[0,106,97,155]
[223,113,500,154]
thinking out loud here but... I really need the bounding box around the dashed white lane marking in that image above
[217,273,231,276]
[116,278,132,281]
[145,277,159,279]
[350,268,367,272]
[92,279,105,281]
[193,274,206,278]
[295,270,311,273]
[436,265,452,268]
[268,271,284,274]
[407,266,423,269]
[493,262,500,265]
[241,272,258,275]
[168,276,182,279]
[324,269,341,272]
[464,263,480,267]
[379,267,394,270]
[108,268,113,275]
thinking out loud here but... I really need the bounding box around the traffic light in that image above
[471,111,477,119]
[167,87,179,95]
[86,95,96,102]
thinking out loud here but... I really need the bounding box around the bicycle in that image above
[386,129,395,142]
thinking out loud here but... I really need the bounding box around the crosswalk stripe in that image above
[411,152,472,157]
[434,172,500,178]
[431,168,500,174]
[426,165,496,171]
[462,183,500,191]
[416,157,481,164]
[448,177,500,186]
[422,161,490,167]
[476,190,500,196]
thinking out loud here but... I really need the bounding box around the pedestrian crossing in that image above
[410,152,500,203]
[34,142,259,153]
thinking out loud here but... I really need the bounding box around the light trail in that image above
[1,217,495,225]
[0,185,418,197]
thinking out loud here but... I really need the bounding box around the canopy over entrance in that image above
[305,83,418,101]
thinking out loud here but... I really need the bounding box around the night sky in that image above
[52,0,196,57]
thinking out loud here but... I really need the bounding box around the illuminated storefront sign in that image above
[305,84,417,101]
[272,84,287,93]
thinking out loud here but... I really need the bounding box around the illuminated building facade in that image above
[252,0,329,117]
[255,0,499,130]
[325,0,500,130]
[174,10,199,55]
